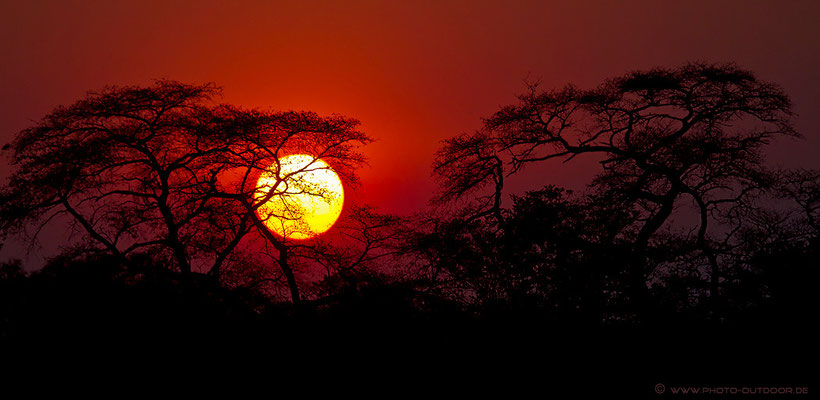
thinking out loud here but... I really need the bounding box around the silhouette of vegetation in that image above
[0,63,817,339]
[429,62,811,324]
[0,80,378,307]
[406,186,634,324]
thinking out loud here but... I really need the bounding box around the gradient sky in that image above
[2,0,819,217]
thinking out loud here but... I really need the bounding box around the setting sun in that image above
[255,154,344,240]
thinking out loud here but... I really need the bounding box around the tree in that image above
[778,168,820,234]
[0,80,372,305]
[433,63,796,319]
[407,185,635,322]
[1,81,225,275]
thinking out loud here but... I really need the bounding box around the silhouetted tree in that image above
[407,186,635,322]
[1,81,228,275]
[0,81,372,305]
[778,168,820,234]
[433,63,796,319]
[1,67,815,330]
[0,251,279,339]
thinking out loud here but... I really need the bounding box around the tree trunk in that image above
[157,202,192,277]
[690,190,721,320]
[277,244,301,305]
[250,216,302,305]
[155,173,192,278]
[629,189,678,321]
[706,249,721,318]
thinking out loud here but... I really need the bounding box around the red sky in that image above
[2,0,819,216]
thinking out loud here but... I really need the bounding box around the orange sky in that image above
[2,0,819,216]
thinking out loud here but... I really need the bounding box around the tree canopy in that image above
[430,62,801,319]
[0,80,375,304]
[1,64,816,328]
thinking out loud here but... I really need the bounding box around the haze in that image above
[2,0,819,214]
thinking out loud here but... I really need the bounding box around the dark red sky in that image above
[2,0,819,215]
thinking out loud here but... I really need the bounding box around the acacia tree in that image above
[433,63,796,318]
[0,81,372,306]
[1,81,233,276]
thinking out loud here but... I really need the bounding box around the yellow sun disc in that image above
[255,154,344,240]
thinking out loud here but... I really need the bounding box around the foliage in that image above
[0,80,375,304]
[430,62,801,320]
[1,64,817,328]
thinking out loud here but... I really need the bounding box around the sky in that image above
[1,0,819,234]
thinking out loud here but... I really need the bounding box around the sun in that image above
[254,154,344,240]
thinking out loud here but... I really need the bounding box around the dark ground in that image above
[0,257,814,398]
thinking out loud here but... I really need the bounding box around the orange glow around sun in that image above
[254,154,344,240]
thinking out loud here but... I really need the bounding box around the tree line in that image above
[1,63,817,335]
